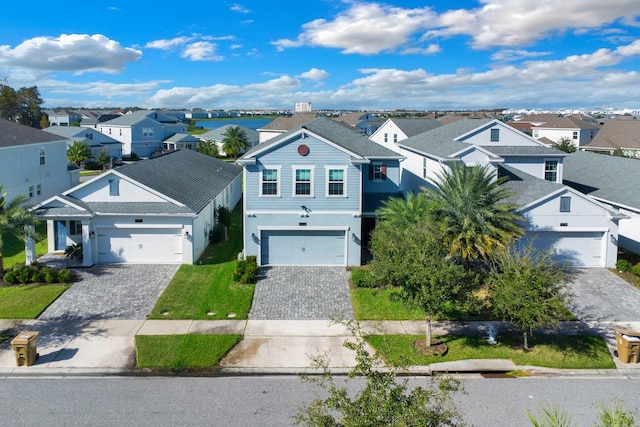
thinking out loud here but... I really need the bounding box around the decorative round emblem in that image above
[297,144,310,156]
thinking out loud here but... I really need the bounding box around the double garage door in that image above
[98,228,183,264]
[523,231,605,267]
[260,230,346,266]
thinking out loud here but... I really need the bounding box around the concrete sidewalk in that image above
[1,319,639,375]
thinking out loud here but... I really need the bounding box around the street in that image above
[0,375,638,426]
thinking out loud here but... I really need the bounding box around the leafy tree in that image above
[370,219,474,347]
[187,119,197,132]
[67,140,92,167]
[422,163,523,265]
[486,244,570,350]
[294,321,465,427]
[376,192,431,228]
[552,136,577,153]
[527,398,636,427]
[196,139,219,157]
[0,84,44,128]
[96,149,111,170]
[0,186,39,282]
[39,114,50,129]
[221,126,249,159]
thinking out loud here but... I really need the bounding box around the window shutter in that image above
[381,165,387,180]
[368,164,374,180]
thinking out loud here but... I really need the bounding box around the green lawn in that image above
[351,288,426,320]
[148,203,254,319]
[366,334,615,369]
[0,284,70,318]
[135,334,241,369]
[2,222,48,269]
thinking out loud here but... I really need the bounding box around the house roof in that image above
[562,151,640,210]
[100,110,181,127]
[481,145,566,157]
[115,149,242,214]
[398,118,492,158]
[514,113,561,124]
[582,117,640,150]
[242,116,402,160]
[164,133,200,143]
[333,112,379,126]
[498,165,565,208]
[43,126,121,145]
[199,125,259,142]
[259,113,322,131]
[388,118,443,137]
[0,119,63,148]
[534,116,599,130]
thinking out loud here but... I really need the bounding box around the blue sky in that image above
[1,1,639,111]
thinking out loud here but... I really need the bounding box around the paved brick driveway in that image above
[249,266,355,320]
[39,264,179,320]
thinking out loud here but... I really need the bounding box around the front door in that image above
[54,220,67,251]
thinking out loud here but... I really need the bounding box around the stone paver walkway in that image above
[39,264,179,320]
[249,266,354,320]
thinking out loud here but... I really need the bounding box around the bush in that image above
[83,161,101,170]
[44,268,59,284]
[58,269,72,283]
[16,265,33,284]
[350,268,377,288]
[232,259,246,282]
[3,270,17,284]
[209,223,226,244]
[617,259,634,272]
[233,256,258,284]
[1,264,70,285]
[631,263,640,277]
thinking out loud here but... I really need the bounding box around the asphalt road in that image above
[0,375,638,426]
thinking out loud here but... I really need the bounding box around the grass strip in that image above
[0,284,70,318]
[135,334,241,369]
[366,334,615,369]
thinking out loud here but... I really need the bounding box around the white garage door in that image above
[98,228,183,264]
[523,231,605,267]
[260,230,346,265]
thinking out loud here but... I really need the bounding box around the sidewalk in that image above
[1,319,640,375]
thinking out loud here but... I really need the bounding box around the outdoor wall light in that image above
[184,231,190,238]
[89,231,95,239]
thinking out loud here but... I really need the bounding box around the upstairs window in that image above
[384,133,388,143]
[39,148,45,165]
[143,127,154,137]
[28,186,34,198]
[544,160,558,182]
[260,168,279,196]
[490,128,500,142]
[294,168,312,196]
[560,196,571,212]
[36,184,41,196]
[393,134,398,143]
[422,158,427,179]
[572,131,578,140]
[327,168,345,196]
[109,179,119,196]
[369,164,387,181]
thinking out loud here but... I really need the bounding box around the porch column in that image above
[24,225,36,265]
[81,221,94,267]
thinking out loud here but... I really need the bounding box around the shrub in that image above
[209,223,226,244]
[350,268,377,288]
[58,269,72,283]
[16,265,33,284]
[83,161,101,171]
[216,205,232,227]
[31,268,46,283]
[617,259,634,272]
[233,256,258,284]
[2,264,70,285]
[44,268,59,284]
[631,263,640,277]
[232,260,246,282]
[3,270,17,284]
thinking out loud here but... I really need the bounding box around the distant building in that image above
[295,102,312,113]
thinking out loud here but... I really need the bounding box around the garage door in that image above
[522,231,605,267]
[98,228,183,264]
[261,230,345,265]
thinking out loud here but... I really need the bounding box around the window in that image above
[327,168,345,196]
[36,184,41,196]
[294,168,312,196]
[544,160,558,182]
[69,220,82,235]
[39,148,45,165]
[143,127,154,137]
[422,158,427,179]
[86,133,92,140]
[572,131,578,140]
[369,164,387,181]
[119,129,122,136]
[260,168,279,196]
[108,128,112,135]
[490,128,500,142]
[28,186,34,198]
[560,196,571,212]
[533,130,539,138]
[384,133,388,143]
[109,179,119,196]
[393,134,398,143]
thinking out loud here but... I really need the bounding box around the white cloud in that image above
[296,68,329,81]
[145,36,194,50]
[147,84,246,108]
[230,44,243,50]
[401,44,441,55]
[0,34,141,74]
[231,4,251,14]
[244,76,301,92]
[491,49,552,63]
[181,42,223,61]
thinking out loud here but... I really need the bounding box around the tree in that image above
[486,244,570,350]
[552,136,577,153]
[67,140,92,167]
[196,139,219,157]
[96,149,111,170]
[39,114,50,129]
[294,321,465,427]
[422,163,523,265]
[0,84,44,128]
[376,192,431,228]
[527,398,636,427]
[0,186,39,282]
[221,126,249,159]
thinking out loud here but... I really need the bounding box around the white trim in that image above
[249,210,358,215]
[521,226,609,233]
[543,158,560,183]
[258,226,350,231]
[259,165,281,197]
[325,166,348,198]
[96,224,186,230]
[291,165,315,198]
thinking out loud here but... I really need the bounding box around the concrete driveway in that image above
[566,268,640,322]
[39,264,179,320]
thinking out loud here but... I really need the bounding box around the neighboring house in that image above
[369,118,443,153]
[581,117,640,159]
[513,113,561,126]
[198,125,259,156]
[257,113,322,142]
[163,133,199,151]
[48,110,83,127]
[238,116,404,267]
[43,126,123,159]
[391,118,618,267]
[96,110,187,157]
[0,119,79,204]
[563,151,640,255]
[32,149,242,266]
[333,112,382,136]
[531,116,600,148]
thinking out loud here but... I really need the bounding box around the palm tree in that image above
[422,163,523,264]
[67,140,92,167]
[376,192,431,227]
[0,186,39,281]
[196,139,219,158]
[221,126,249,160]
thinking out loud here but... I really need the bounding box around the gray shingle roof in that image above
[563,151,640,210]
[164,133,200,143]
[390,118,443,137]
[536,116,600,130]
[100,110,180,127]
[242,116,402,159]
[582,118,640,150]
[0,119,63,147]
[498,165,564,208]
[43,127,120,146]
[259,113,322,131]
[116,149,242,213]
[481,145,567,157]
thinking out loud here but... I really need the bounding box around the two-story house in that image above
[334,112,383,136]
[43,126,123,159]
[97,110,187,157]
[369,118,443,153]
[581,116,640,159]
[0,119,79,204]
[47,110,83,127]
[532,116,600,149]
[238,117,404,266]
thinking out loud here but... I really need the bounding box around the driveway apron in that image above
[249,266,354,320]
[566,268,640,322]
[39,264,179,320]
